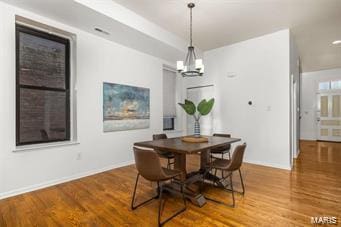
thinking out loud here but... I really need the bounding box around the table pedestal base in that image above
[162,170,231,207]
[203,171,230,188]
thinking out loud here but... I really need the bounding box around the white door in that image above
[186,85,214,135]
[317,92,341,141]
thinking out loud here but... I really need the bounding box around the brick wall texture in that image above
[18,31,68,143]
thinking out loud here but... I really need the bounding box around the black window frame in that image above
[16,24,71,146]
[163,117,175,131]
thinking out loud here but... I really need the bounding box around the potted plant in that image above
[178,98,215,137]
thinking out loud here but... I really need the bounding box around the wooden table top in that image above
[134,136,241,154]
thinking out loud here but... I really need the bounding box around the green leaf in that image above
[178,99,196,115]
[197,98,215,115]
[184,99,193,106]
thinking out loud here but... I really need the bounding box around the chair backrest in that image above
[133,146,164,181]
[213,133,231,150]
[153,133,168,140]
[227,143,247,171]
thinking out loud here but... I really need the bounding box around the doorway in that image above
[317,91,341,142]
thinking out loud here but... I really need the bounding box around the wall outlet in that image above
[76,151,82,160]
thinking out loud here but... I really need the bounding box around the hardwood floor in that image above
[1,141,340,226]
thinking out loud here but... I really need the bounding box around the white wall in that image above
[184,30,291,170]
[0,3,6,196]
[0,2,176,198]
[300,68,341,140]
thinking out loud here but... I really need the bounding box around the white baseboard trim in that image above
[244,159,292,171]
[294,149,301,159]
[0,160,135,200]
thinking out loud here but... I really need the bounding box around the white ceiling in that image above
[113,0,341,72]
[2,0,341,72]
[1,0,188,63]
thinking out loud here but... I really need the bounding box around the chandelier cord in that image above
[190,6,193,46]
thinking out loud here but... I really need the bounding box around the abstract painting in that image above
[103,82,150,132]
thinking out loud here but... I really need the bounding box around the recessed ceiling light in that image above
[94,27,110,35]
[332,40,341,45]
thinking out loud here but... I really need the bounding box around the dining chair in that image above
[131,147,186,227]
[203,143,246,207]
[153,134,175,169]
[211,133,232,160]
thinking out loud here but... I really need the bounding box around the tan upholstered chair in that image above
[211,133,232,159]
[131,147,186,226]
[153,134,175,169]
[203,143,246,207]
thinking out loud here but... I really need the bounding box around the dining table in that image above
[134,135,241,207]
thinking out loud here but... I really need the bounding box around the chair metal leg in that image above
[157,181,160,197]
[131,174,159,210]
[158,185,163,227]
[203,170,236,208]
[158,184,186,226]
[229,173,235,207]
[223,169,245,195]
[238,169,245,195]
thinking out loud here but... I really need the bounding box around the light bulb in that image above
[199,65,204,74]
[195,59,203,69]
[177,61,184,71]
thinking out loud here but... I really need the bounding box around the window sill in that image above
[163,129,183,134]
[13,141,80,152]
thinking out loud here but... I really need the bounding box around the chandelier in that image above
[177,3,204,77]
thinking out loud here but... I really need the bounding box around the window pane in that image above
[163,69,176,118]
[331,80,341,90]
[19,88,68,144]
[319,82,330,90]
[163,117,174,130]
[320,96,329,117]
[19,32,66,89]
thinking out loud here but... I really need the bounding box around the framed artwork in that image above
[103,82,150,132]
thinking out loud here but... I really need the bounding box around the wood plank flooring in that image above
[0,140,340,226]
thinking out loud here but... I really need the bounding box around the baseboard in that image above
[294,149,301,159]
[244,159,291,170]
[0,160,135,200]
[300,139,317,142]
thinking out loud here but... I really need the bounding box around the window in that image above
[163,68,177,131]
[163,118,175,131]
[318,81,341,91]
[331,80,341,90]
[16,24,70,145]
[319,81,330,90]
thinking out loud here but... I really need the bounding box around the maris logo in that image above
[311,216,337,225]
